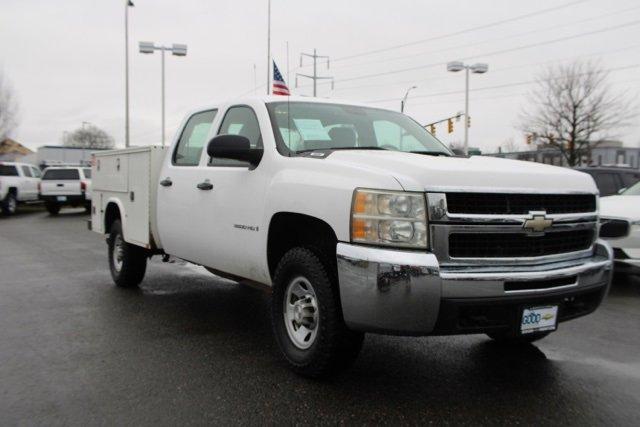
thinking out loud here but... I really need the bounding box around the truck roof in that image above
[193,95,387,114]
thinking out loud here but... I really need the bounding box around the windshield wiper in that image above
[409,151,451,157]
[295,146,387,155]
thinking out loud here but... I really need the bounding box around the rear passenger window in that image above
[173,110,218,166]
[42,169,80,180]
[21,166,33,177]
[83,168,92,179]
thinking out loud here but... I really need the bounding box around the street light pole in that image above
[446,61,488,156]
[124,1,134,148]
[139,42,187,146]
[161,48,165,146]
[464,67,469,156]
[400,85,417,113]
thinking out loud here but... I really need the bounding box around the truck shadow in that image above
[94,270,587,421]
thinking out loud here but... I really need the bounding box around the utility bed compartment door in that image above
[125,151,151,246]
[94,155,128,192]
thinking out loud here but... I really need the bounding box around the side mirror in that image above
[206,134,263,168]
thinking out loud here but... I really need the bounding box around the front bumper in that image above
[336,240,613,336]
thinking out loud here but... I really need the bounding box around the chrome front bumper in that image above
[336,240,613,336]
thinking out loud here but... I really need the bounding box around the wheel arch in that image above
[104,199,124,234]
[266,212,339,280]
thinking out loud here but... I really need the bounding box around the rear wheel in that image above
[1,192,17,216]
[108,219,147,288]
[45,201,60,216]
[487,331,550,344]
[271,247,364,378]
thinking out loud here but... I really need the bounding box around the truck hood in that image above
[324,151,598,193]
[600,195,640,220]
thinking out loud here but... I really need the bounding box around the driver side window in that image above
[210,106,262,167]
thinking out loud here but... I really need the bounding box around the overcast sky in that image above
[1,0,639,153]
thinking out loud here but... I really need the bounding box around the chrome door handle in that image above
[196,181,213,191]
[159,178,172,187]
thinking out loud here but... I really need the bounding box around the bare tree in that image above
[0,71,19,141]
[63,124,115,149]
[519,61,633,166]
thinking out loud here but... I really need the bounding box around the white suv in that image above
[0,161,42,216]
[40,166,92,215]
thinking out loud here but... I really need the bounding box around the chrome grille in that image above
[445,193,596,215]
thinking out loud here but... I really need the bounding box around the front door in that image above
[193,105,270,283]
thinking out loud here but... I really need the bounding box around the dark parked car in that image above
[575,167,640,196]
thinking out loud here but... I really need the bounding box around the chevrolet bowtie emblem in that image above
[523,214,553,233]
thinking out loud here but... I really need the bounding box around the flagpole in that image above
[266,0,271,95]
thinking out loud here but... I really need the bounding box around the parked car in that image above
[90,96,613,377]
[575,166,640,196]
[40,166,92,215]
[0,161,42,215]
[599,181,640,274]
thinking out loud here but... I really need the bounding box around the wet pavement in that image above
[1,207,639,425]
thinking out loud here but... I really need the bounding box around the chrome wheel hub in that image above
[113,235,124,273]
[8,197,16,213]
[283,277,319,349]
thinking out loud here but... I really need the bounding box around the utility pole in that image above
[124,0,134,148]
[296,49,333,97]
[266,0,271,95]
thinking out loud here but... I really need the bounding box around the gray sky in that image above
[1,0,639,153]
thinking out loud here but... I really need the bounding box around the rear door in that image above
[156,109,218,261]
[41,168,82,197]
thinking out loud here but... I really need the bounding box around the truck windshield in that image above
[267,101,451,156]
[0,165,19,176]
[42,169,80,180]
[622,181,640,195]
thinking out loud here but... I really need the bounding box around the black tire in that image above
[107,219,147,288]
[45,202,60,216]
[271,247,364,378]
[84,202,92,213]
[487,331,550,344]
[1,192,17,216]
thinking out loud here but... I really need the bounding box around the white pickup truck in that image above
[0,161,42,215]
[40,166,92,215]
[91,96,613,377]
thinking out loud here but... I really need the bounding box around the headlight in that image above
[351,188,427,249]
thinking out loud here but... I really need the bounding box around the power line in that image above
[331,0,590,63]
[330,20,640,85]
[325,4,640,73]
[308,42,640,92]
[365,63,640,104]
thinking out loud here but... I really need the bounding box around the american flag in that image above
[272,61,290,96]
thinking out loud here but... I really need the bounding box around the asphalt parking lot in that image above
[1,206,639,425]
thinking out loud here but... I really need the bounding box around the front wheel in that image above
[107,219,147,288]
[271,247,364,378]
[1,192,17,216]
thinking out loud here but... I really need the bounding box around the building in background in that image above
[490,141,640,170]
[35,145,109,168]
[0,138,34,162]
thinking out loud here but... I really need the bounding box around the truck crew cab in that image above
[0,161,41,215]
[91,96,613,377]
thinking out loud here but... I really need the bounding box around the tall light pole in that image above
[400,85,417,113]
[139,42,187,146]
[446,61,488,156]
[124,0,134,148]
